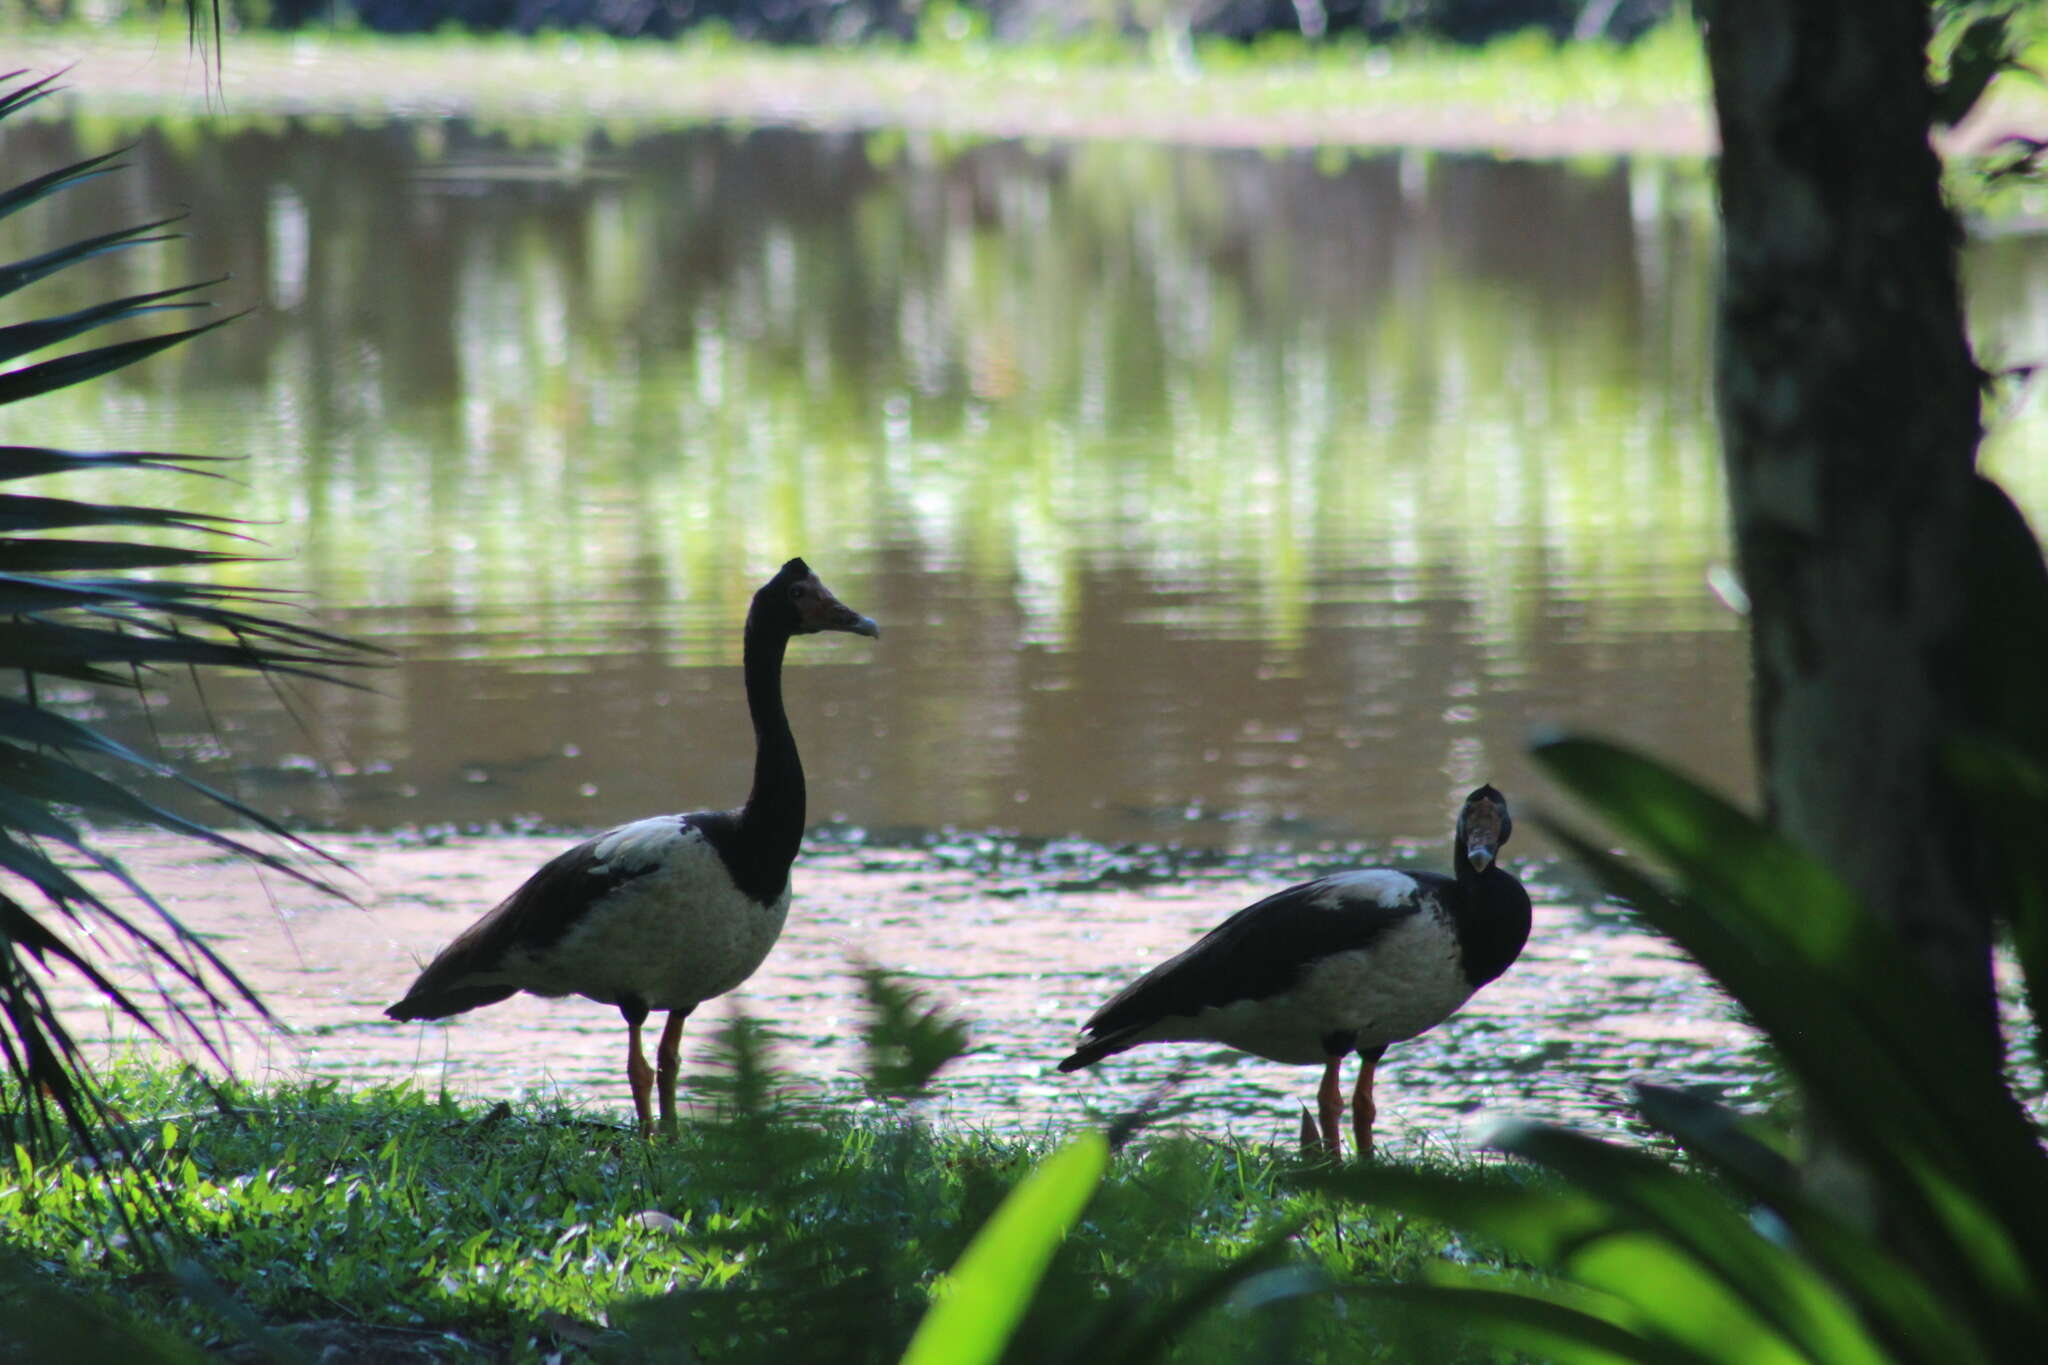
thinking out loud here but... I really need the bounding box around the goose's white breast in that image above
[507,818,790,1011]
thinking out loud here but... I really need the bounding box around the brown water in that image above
[8,111,2048,1143]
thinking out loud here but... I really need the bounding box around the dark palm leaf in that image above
[0,214,188,300]
[0,278,218,366]
[0,447,235,482]
[0,67,375,1155]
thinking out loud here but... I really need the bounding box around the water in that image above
[7,111,2048,1145]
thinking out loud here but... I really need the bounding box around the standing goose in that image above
[1058,785,1530,1159]
[386,558,878,1137]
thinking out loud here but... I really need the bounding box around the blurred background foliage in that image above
[10,0,1679,48]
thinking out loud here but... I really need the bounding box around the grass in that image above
[0,1050,1524,1363]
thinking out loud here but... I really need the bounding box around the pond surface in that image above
[7,111,2048,1143]
[62,827,1751,1155]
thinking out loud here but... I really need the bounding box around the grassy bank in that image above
[1,1055,1523,1363]
[7,19,1715,156]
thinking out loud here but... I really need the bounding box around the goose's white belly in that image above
[506,820,791,1011]
[1143,909,1474,1064]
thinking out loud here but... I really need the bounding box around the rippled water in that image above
[9,109,2048,1141]
[53,829,1760,1154]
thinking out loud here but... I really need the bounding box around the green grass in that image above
[1,1054,1526,1363]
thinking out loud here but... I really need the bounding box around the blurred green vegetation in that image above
[0,18,1718,145]
[5,0,1682,50]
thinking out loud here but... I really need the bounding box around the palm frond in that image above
[0,278,218,367]
[0,66,374,1156]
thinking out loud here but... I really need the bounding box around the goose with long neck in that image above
[1058,785,1531,1159]
[386,559,878,1137]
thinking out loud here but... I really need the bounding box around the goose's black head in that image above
[1455,784,1512,875]
[754,557,881,640]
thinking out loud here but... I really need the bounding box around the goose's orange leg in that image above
[655,1011,689,1139]
[1352,1045,1387,1159]
[1316,1055,1346,1161]
[626,1015,656,1139]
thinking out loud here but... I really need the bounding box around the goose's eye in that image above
[788,585,807,601]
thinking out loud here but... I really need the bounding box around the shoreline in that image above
[12,25,1723,157]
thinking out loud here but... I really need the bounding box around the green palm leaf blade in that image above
[0,743,347,891]
[69,589,380,659]
[0,142,123,228]
[0,876,190,1046]
[0,697,341,854]
[0,448,234,483]
[0,794,276,1033]
[1353,1283,1722,1365]
[0,279,216,367]
[1548,823,2044,1331]
[0,963,109,1145]
[0,540,239,573]
[0,216,185,302]
[1629,1079,1988,1355]
[0,616,368,689]
[0,68,63,122]
[1628,1084,1794,1193]
[0,694,183,774]
[0,491,243,535]
[0,574,195,614]
[899,1132,1109,1365]
[0,313,236,407]
[1321,1156,1908,1365]
[1488,1121,1950,1365]
[1070,1233,1314,1365]
[0,833,235,1040]
[1535,738,2036,1146]
[1534,738,2048,1329]
[0,822,103,915]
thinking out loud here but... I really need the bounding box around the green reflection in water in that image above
[3,114,2043,844]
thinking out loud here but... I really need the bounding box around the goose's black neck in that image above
[729,610,803,903]
[1450,853,1531,989]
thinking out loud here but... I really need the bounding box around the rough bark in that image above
[1701,2,1998,1049]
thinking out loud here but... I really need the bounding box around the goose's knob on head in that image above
[1058,785,1531,1159]
[385,558,879,1138]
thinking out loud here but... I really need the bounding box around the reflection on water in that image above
[7,116,2048,854]
[0,114,1773,850]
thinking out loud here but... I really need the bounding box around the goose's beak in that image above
[815,597,880,638]
[1462,798,1505,872]
[802,579,881,639]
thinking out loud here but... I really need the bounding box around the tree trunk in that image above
[1701,2,1999,1055]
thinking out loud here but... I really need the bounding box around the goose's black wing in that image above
[1059,869,1446,1069]
[384,811,738,1020]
